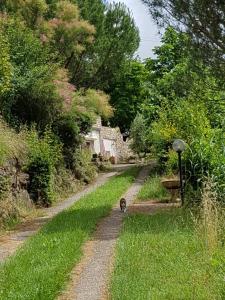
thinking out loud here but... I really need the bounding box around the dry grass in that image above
[0,119,27,165]
[194,180,225,253]
[0,192,36,232]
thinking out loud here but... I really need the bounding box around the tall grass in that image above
[0,120,27,166]
[193,180,225,254]
[110,209,225,300]
[110,180,225,300]
[137,175,169,202]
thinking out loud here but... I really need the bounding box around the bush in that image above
[0,119,27,166]
[184,130,225,200]
[130,113,148,156]
[26,129,63,206]
[52,110,93,168]
[150,100,225,203]
[0,17,62,128]
[52,167,82,199]
[73,149,97,183]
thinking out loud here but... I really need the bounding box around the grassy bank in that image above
[110,210,225,300]
[0,167,138,300]
[136,174,169,202]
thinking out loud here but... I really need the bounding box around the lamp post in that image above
[172,139,186,206]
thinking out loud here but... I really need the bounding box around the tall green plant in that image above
[0,31,12,97]
[27,129,63,206]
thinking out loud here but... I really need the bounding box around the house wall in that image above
[85,117,134,162]
[103,138,116,157]
[85,129,101,154]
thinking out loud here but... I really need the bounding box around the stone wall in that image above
[114,128,133,162]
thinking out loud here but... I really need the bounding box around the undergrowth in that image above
[136,174,169,202]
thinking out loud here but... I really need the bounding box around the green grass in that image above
[137,175,169,202]
[110,210,225,300]
[0,167,139,300]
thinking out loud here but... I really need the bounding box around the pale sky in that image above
[108,0,162,59]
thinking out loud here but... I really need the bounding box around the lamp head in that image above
[172,139,186,153]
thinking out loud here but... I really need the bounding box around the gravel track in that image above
[58,165,151,300]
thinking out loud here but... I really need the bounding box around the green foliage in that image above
[0,17,62,127]
[0,119,27,166]
[73,149,97,183]
[144,28,225,125]
[52,114,82,169]
[130,113,148,155]
[137,174,169,201]
[0,30,12,96]
[184,130,225,200]
[110,60,149,132]
[142,0,225,76]
[52,106,93,169]
[70,1,140,90]
[145,27,189,80]
[26,129,63,206]
[150,101,225,201]
[140,27,225,203]
[44,0,95,65]
[0,0,48,29]
[73,89,114,119]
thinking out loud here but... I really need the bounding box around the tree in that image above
[142,0,225,75]
[43,1,95,67]
[73,89,114,120]
[0,0,48,29]
[109,60,149,133]
[130,113,148,156]
[0,17,62,128]
[69,1,140,90]
[143,27,225,127]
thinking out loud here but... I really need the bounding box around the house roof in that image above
[101,126,118,140]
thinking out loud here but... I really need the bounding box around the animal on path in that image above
[120,198,127,213]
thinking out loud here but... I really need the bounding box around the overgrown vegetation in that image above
[0,0,140,226]
[110,207,225,299]
[136,174,169,202]
[0,168,138,300]
[130,27,225,204]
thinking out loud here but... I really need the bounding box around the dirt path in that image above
[0,171,119,264]
[58,165,151,300]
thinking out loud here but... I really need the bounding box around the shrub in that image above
[0,195,19,229]
[52,114,81,168]
[149,100,225,203]
[0,30,12,97]
[52,167,82,199]
[130,113,148,156]
[52,111,93,169]
[73,149,97,183]
[193,180,225,254]
[0,119,27,166]
[26,129,63,206]
[184,130,225,200]
[0,17,62,128]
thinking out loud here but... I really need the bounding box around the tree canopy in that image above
[142,0,225,76]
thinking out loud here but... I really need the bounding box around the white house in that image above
[85,117,132,163]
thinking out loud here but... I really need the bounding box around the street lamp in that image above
[172,139,186,205]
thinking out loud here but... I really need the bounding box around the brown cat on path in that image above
[120,198,127,212]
